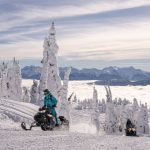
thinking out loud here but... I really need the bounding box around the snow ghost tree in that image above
[38,22,62,105]
[38,22,71,120]
[118,103,134,131]
[61,67,71,103]
[92,86,98,109]
[134,103,149,134]
[30,80,38,104]
[0,58,22,101]
[59,67,71,120]
[8,58,22,100]
[101,99,106,113]
[0,62,8,98]
[133,98,139,112]
[143,103,149,134]
[91,86,100,133]
[105,86,117,133]
[22,87,30,102]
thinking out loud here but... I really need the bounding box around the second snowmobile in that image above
[125,119,137,136]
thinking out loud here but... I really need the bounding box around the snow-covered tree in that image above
[0,58,22,101]
[143,103,149,134]
[133,98,139,112]
[92,86,98,109]
[91,86,100,133]
[38,22,71,121]
[134,103,149,134]
[8,58,22,100]
[38,22,62,105]
[30,80,38,104]
[59,67,71,120]
[105,86,117,133]
[101,99,106,113]
[0,62,8,98]
[118,103,134,131]
[22,87,30,102]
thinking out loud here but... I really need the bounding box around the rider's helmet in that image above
[43,89,50,95]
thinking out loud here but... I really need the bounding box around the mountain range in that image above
[21,66,150,86]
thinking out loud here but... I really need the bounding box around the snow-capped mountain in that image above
[21,66,41,79]
[21,66,150,85]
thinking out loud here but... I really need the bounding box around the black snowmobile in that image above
[21,108,69,131]
[125,119,136,136]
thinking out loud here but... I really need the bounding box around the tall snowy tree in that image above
[143,103,149,134]
[7,58,22,101]
[135,104,149,134]
[0,62,8,98]
[133,98,139,112]
[91,86,100,133]
[92,86,98,109]
[22,87,30,102]
[0,58,22,101]
[30,80,38,104]
[59,67,71,120]
[38,22,62,105]
[101,99,106,113]
[105,86,117,133]
[38,22,71,121]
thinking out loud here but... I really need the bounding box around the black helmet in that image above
[43,89,50,95]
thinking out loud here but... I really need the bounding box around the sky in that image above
[0,0,150,70]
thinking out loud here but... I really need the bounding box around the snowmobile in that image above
[125,127,136,136]
[21,108,69,131]
[125,119,136,136]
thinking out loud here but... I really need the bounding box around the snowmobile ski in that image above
[21,122,32,131]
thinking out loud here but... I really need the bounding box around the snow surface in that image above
[0,98,38,130]
[1,130,150,150]
[0,99,150,150]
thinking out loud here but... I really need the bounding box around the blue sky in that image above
[0,0,150,70]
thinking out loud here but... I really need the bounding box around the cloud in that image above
[1,0,150,31]
[0,40,43,59]
[0,0,150,70]
[57,19,150,60]
[56,57,150,71]
[1,4,150,43]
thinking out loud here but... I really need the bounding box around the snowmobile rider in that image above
[43,89,59,126]
[126,119,133,129]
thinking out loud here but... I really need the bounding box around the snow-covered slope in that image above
[0,98,150,150]
[0,98,38,129]
[1,130,150,150]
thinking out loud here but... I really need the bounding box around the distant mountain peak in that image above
[21,65,150,85]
